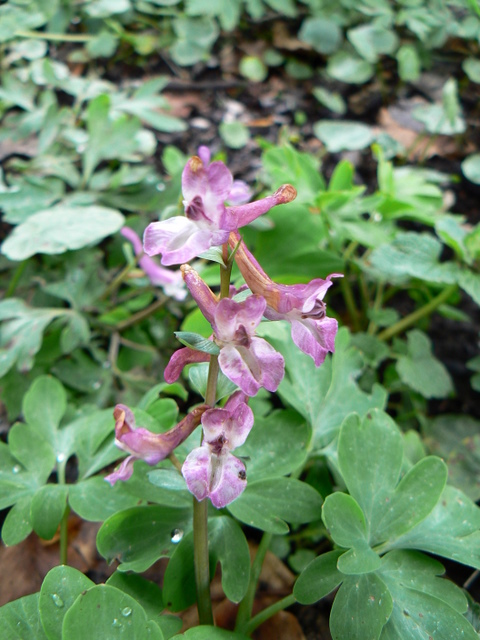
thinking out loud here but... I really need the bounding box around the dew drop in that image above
[171,528,184,543]
[155,183,165,192]
[121,606,132,617]
[57,453,66,463]
[112,618,122,628]
[12,465,21,474]
[92,381,102,390]
[52,594,64,608]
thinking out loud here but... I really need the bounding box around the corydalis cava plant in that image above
[143,152,296,266]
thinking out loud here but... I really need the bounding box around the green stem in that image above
[5,260,27,298]
[367,281,385,335]
[243,594,296,637]
[377,284,457,342]
[235,532,273,633]
[114,297,166,331]
[340,275,361,332]
[193,243,232,625]
[57,460,69,566]
[100,254,141,301]
[193,497,214,625]
[15,29,93,42]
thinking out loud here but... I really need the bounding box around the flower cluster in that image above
[107,149,340,509]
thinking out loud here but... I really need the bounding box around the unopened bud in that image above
[274,184,297,204]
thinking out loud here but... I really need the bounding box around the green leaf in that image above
[174,331,220,355]
[314,121,374,153]
[326,51,374,84]
[106,572,164,621]
[330,573,393,640]
[0,300,65,375]
[219,122,250,149]
[208,517,250,603]
[8,419,56,479]
[424,414,480,501]
[462,153,480,185]
[23,375,66,445]
[338,411,403,534]
[188,363,238,402]
[1,496,33,546]
[337,542,382,575]
[170,17,218,66]
[261,325,386,450]
[228,477,322,534]
[62,585,164,639]
[347,24,398,63]
[299,17,342,54]
[0,593,48,640]
[294,549,344,604]
[162,531,197,611]
[1,205,125,260]
[39,566,94,640]
[261,145,326,205]
[396,44,421,81]
[389,485,480,569]
[368,232,461,284]
[239,56,268,82]
[235,409,309,482]
[30,484,68,539]
[69,476,139,521]
[97,505,193,572]
[378,551,477,640]
[322,493,368,549]
[396,330,454,399]
[463,57,480,84]
[373,457,447,543]
[312,87,346,115]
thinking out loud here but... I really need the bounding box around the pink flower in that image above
[182,391,253,508]
[143,154,296,266]
[120,227,187,301]
[164,265,285,396]
[197,145,252,205]
[105,404,206,485]
[229,231,342,366]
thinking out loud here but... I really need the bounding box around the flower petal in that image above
[144,216,229,266]
[218,344,261,396]
[209,453,247,509]
[214,296,266,343]
[105,456,136,486]
[290,316,338,366]
[201,392,253,450]
[226,184,297,228]
[227,180,252,205]
[164,346,210,383]
[182,445,211,502]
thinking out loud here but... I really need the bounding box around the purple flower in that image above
[105,404,206,486]
[120,227,187,301]
[143,153,296,266]
[164,265,285,396]
[229,231,342,366]
[197,145,252,205]
[182,391,253,508]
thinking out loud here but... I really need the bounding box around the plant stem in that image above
[15,29,93,42]
[193,243,232,625]
[57,459,69,565]
[114,296,166,331]
[235,532,273,633]
[5,260,27,298]
[243,594,297,636]
[340,275,361,332]
[377,284,457,342]
[101,254,141,301]
[193,498,214,625]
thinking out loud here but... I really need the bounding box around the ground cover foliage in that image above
[0,0,480,638]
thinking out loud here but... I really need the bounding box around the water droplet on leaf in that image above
[52,594,64,608]
[171,528,184,543]
[121,607,132,617]
[112,618,122,628]
[12,465,21,474]
[57,453,65,463]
